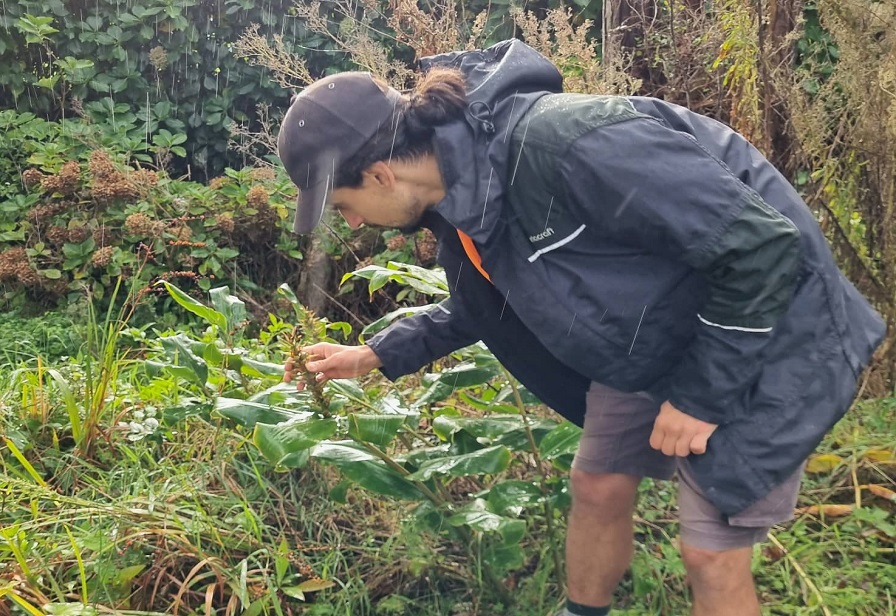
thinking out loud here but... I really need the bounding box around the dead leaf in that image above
[864,449,895,463]
[296,578,336,593]
[805,453,844,473]
[866,484,896,503]
[795,504,855,517]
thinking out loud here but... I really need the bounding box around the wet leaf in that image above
[805,453,844,474]
[538,421,582,460]
[160,281,227,330]
[347,413,406,447]
[407,445,511,481]
[254,418,338,469]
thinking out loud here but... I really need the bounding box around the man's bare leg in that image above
[681,543,761,616]
[565,470,641,608]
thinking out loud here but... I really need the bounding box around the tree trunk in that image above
[761,0,804,172]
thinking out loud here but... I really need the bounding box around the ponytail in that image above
[335,68,467,189]
[404,68,467,140]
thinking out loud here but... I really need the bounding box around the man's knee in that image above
[681,543,752,588]
[569,469,639,516]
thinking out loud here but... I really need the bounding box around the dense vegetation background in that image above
[0,1,894,615]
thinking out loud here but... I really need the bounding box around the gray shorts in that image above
[572,382,804,551]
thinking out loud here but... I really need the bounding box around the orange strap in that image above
[457,230,492,283]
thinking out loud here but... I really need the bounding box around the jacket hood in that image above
[419,40,563,243]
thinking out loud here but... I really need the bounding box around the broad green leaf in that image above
[361,304,440,339]
[337,460,421,500]
[160,281,227,330]
[538,422,582,460]
[326,378,366,401]
[448,503,526,544]
[240,357,284,378]
[347,413,405,447]
[216,391,315,428]
[160,334,208,386]
[483,543,525,573]
[486,480,544,515]
[209,286,247,332]
[415,362,502,407]
[407,445,511,481]
[254,419,337,469]
[432,415,527,442]
[310,440,378,463]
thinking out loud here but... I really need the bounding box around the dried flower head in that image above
[0,248,26,281]
[27,203,65,224]
[124,213,156,237]
[46,226,68,245]
[149,46,169,71]
[22,168,45,190]
[170,224,193,242]
[90,246,114,268]
[246,185,270,209]
[415,228,437,264]
[385,234,408,251]
[209,176,230,190]
[15,262,40,286]
[215,213,235,233]
[130,169,159,194]
[67,226,91,244]
[88,151,117,182]
[250,167,277,181]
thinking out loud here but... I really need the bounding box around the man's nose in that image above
[340,211,364,229]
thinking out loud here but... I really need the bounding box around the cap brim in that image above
[293,178,330,234]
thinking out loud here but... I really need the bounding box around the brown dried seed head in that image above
[90,246,114,268]
[215,213,235,233]
[15,262,40,286]
[89,151,117,181]
[209,176,230,190]
[148,46,168,71]
[0,248,26,280]
[130,169,159,192]
[249,167,276,181]
[386,234,408,251]
[27,203,65,223]
[46,226,68,245]
[415,228,437,264]
[170,224,192,241]
[67,226,91,244]
[246,185,270,209]
[22,168,45,190]
[124,213,155,237]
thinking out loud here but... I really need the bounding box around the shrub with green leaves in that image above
[0,0,341,178]
[0,134,302,314]
[0,309,83,363]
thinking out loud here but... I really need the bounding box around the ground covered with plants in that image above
[1,0,895,614]
[0,273,894,616]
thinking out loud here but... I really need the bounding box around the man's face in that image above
[327,166,427,233]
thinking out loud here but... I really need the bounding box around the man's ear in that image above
[362,161,396,189]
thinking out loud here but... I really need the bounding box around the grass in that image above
[0,334,894,616]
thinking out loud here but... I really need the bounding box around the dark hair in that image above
[334,68,466,188]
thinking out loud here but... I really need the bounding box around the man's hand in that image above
[649,401,718,456]
[283,343,383,390]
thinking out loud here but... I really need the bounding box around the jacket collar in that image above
[420,40,563,245]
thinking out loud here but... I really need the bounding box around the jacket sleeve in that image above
[561,116,802,425]
[365,297,482,381]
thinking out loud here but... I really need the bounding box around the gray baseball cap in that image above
[277,72,402,234]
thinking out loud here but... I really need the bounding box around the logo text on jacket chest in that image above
[529,227,555,243]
